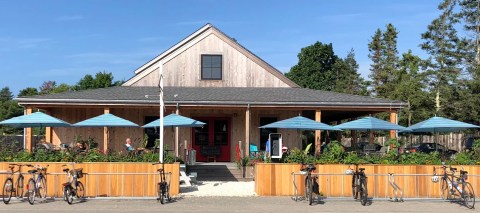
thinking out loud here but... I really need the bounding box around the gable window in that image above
[201,55,222,80]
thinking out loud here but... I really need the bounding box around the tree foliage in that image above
[286,42,367,95]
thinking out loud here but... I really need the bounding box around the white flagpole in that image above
[159,64,164,163]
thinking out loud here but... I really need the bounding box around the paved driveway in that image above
[0,197,475,213]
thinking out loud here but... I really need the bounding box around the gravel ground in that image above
[179,181,256,197]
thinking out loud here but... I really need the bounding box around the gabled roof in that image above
[17,86,405,108]
[123,23,299,87]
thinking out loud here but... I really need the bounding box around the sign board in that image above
[269,133,282,159]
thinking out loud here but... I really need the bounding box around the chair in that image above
[250,144,259,157]
[363,143,377,153]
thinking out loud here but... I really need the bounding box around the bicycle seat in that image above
[157,169,164,172]
[63,168,70,172]
[450,167,457,172]
[8,165,15,169]
[460,170,468,175]
[359,168,365,171]
[28,169,38,174]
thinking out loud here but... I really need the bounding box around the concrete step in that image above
[187,163,247,181]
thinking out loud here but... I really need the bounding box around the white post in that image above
[159,64,165,163]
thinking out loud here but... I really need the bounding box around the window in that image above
[201,55,222,80]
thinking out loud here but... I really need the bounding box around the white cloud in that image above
[55,15,84,22]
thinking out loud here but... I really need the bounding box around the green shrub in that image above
[282,148,314,164]
[316,141,345,164]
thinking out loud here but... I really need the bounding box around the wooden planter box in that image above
[255,163,480,198]
[0,162,180,198]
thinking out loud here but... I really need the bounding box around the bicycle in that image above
[300,163,318,205]
[152,151,171,204]
[433,163,475,209]
[61,162,85,205]
[25,164,49,205]
[346,164,368,206]
[2,164,25,204]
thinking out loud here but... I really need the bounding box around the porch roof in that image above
[16,86,404,108]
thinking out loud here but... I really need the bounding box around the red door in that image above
[192,117,231,162]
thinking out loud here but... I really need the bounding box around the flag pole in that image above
[159,64,164,163]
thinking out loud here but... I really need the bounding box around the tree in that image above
[368,29,385,96]
[39,81,57,95]
[368,24,400,98]
[18,87,39,97]
[0,87,13,102]
[74,71,117,91]
[75,74,95,90]
[286,42,338,91]
[421,0,464,117]
[390,51,431,126]
[332,50,369,95]
[51,83,71,93]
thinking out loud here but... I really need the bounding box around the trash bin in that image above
[189,150,196,165]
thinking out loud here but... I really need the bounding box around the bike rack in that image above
[388,173,404,202]
[291,172,322,202]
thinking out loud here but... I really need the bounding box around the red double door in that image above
[192,117,231,162]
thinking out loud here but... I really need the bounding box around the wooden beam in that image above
[103,107,110,153]
[25,107,33,152]
[390,111,397,139]
[44,110,52,143]
[315,109,321,156]
[245,106,250,157]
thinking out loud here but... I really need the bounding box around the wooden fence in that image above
[255,163,480,198]
[340,133,472,151]
[0,162,180,198]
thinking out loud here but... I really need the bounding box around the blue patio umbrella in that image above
[73,113,139,127]
[73,113,139,153]
[404,116,479,152]
[142,114,205,128]
[259,116,340,155]
[0,111,71,128]
[259,116,341,131]
[0,111,71,150]
[404,116,479,133]
[333,116,406,131]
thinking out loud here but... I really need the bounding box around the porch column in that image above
[315,109,322,156]
[25,106,33,152]
[390,111,397,139]
[175,105,179,157]
[45,110,52,143]
[103,107,110,153]
[245,105,250,157]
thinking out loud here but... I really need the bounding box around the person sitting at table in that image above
[125,138,135,152]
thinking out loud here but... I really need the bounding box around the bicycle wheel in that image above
[16,175,24,199]
[463,182,475,209]
[64,185,74,205]
[38,176,47,199]
[308,178,313,205]
[352,175,358,199]
[360,178,368,206]
[3,178,13,204]
[160,182,165,204]
[76,181,85,198]
[27,179,35,205]
[440,178,450,200]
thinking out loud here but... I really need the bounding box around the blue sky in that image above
[0,1,440,96]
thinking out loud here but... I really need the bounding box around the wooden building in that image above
[16,24,404,162]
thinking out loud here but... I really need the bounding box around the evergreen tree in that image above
[368,29,385,96]
[18,87,39,97]
[421,0,464,117]
[390,51,431,126]
[368,24,400,98]
[332,50,369,95]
